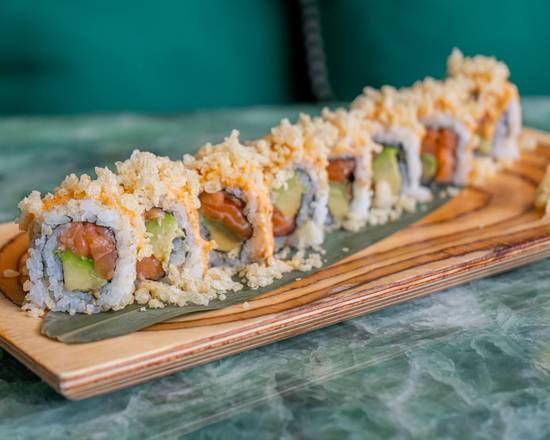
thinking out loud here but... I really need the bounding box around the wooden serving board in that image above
[1,128,550,400]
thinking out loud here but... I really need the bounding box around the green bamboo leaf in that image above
[41,194,449,343]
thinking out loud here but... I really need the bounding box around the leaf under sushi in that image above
[41,194,449,343]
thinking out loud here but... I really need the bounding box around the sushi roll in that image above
[352,86,432,203]
[321,108,381,231]
[252,115,336,249]
[410,77,479,186]
[18,168,145,315]
[188,130,274,267]
[115,151,211,284]
[447,49,522,162]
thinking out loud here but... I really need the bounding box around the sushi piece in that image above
[188,130,274,267]
[410,77,480,186]
[321,108,381,231]
[18,168,145,315]
[447,49,522,162]
[352,86,432,203]
[252,115,336,249]
[115,151,211,284]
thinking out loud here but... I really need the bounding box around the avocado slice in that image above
[58,250,107,292]
[421,153,438,182]
[146,213,184,263]
[478,137,492,155]
[201,216,243,252]
[373,147,402,195]
[328,182,352,221]
[272,173,305,219]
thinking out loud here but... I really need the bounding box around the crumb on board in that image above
[438,187,460,199]
[134,288,151,305]
[140,307,146,312]
[342,247,350,253]
[132,266,241,309]
[23,303,44,318]
[2,269,20,278]
[240,257,293,289]
[471,157,500,185]
[148,298,165,309]
[243,301,251,310]
[368,194,417,226]
[520,132,537,151]
[239,251,322,289]
[447,186,460,197]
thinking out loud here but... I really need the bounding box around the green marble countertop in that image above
[1,99,550,439]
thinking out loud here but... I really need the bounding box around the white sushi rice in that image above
[160,199,206,279]
[239,186,262,264]
[23,199,137,315]
[492,99,522,161]
[345,152,373,230]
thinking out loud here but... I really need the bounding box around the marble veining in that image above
[1,100,550,439]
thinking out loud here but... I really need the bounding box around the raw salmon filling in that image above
[272,207,295,237]
[136,256,164,281]
[58,222,117,281]
[421,127,458,183]
[199,191,252,252]
[327,158,356,183]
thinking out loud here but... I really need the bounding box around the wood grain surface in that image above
[0,128,549,400]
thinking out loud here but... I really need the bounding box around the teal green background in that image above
[0,1,295,114]
[0,1,549,115]
[320,0,550,100]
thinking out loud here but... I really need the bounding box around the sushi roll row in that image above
[352,49,522,191]
[18,50,523,315]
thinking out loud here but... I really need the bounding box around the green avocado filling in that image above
[478,137,493,155]
[201,216,242,253]
[146,213,185,263]
[373,146,402,195]
[421,153,438,182]
[328,182,352,221]
[57,250,107,292]
[272,173,306,219]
